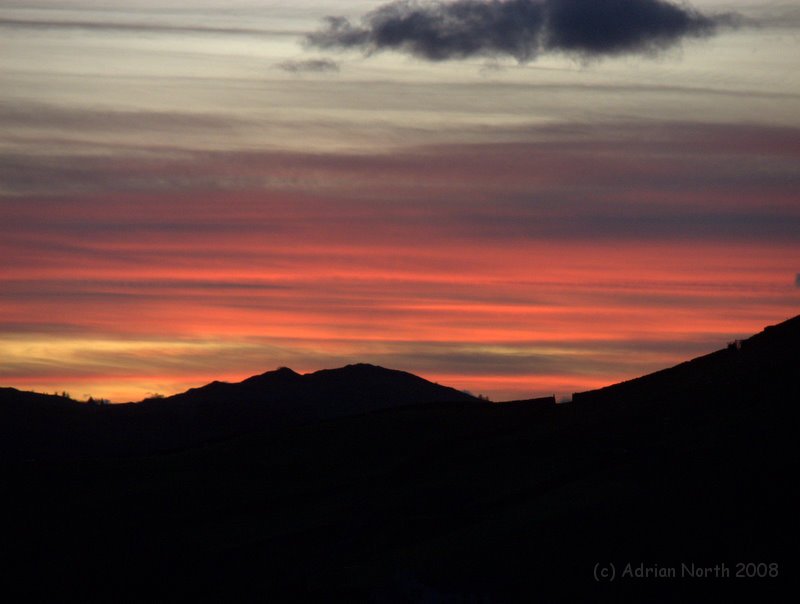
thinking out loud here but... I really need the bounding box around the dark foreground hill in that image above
[0,363,477,459]
[1,317,798,601]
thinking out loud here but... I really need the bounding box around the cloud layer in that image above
[307,0,725,61]
[3,117,799,400]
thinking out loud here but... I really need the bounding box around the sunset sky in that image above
[1,0,798,402]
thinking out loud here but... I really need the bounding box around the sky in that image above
[1,0,798,402]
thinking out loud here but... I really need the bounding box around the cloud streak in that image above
[276,58,340,74]
[0,16,298,38]
[4,119,799,242]
[307,0,730,62]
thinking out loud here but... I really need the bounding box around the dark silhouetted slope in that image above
[572,314,799,410]
[0,388,116,459]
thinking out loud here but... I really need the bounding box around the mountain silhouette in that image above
[0,363,478,459]
[159,362,476,410]
[1,316,797,601]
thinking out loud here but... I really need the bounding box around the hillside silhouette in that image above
[0,363,478,459]
[1,316,797,601]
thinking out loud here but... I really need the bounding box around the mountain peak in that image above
[273,366,300,376]
[240,365,302,385]
[327,363,398,375]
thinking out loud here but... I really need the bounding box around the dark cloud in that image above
[545,0,719,55]
[307,0,730,61]
[276,59,340,74]
[796,273,800,288]
[308,0,544,61]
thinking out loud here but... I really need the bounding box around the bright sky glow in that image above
[1,1,798,401]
